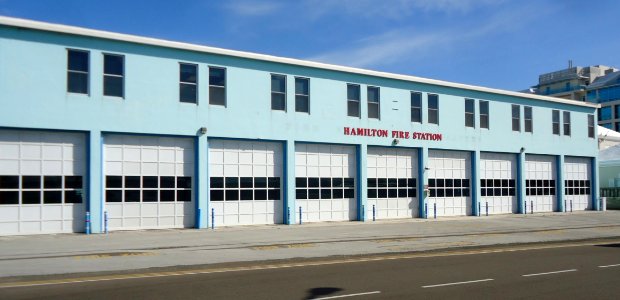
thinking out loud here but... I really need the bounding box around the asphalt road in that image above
[1,242,619,300]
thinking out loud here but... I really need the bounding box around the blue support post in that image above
[299,206,302,225]
[570,200,573,212]
[284,140,296,224]
[433,203,437,219]
[486,202,489,217]
[419,147,428,219]
[478,202,481,217]
[85,211,91,235]
[471,151,480,217]
[517,152,526,214]
[357,144,368,222]
[564,200,567,213]
[530,201,534,214]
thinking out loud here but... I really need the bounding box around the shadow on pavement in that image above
[595,243,620,248]
[305,287,343,299]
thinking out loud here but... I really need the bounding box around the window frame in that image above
[588,114,595,138]
[347,83,361,118]
[102,53,125,98]
[563,111,571,136]
[208,66,227,106]
[67,49,90,95]
[552,110,560,135]
[511,104,521,132]
[410,92,422,123]
[524,106,533,133]
[427,94,439,125]
[465,98,475,128]
[479,100,489,129]
[179,62,198,104]
[270,73,287,111]
[294,77,310,113]
[367,86,380,119]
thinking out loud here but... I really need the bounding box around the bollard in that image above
[570,200,573,212]
[530,201,534,214]
[425,203,428,219]
[433,203,437,219]
[85,211,91,235]
[486,202,489,217]
[287,207,290,225]
[565,200,567,213]
[372,205,376,222]
[299,206,302,225]
[211,208,215,230]
[104,211,108,234]
[478,202,481,217]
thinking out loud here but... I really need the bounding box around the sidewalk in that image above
[1,211,619,278]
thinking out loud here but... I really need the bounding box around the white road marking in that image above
[313,291,381,299]
[599,263,620,268]
[422,278,494,288]
[522,269,577,277]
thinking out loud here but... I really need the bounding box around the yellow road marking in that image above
[73,252,156,259]
[251,243,315,250]
[1,239,618,289]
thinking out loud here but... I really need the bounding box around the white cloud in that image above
[224,0,282,16]
[306,4,543,69]
[301,0,506,20]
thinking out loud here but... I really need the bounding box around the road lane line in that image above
[522,269,577,277]
[599,263,620,268]
[422,278,494,288]
[313,291,381,299]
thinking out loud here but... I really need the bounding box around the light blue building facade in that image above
[0,17,601,235]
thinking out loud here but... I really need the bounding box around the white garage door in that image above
[295,144,356,222]
[525,155,557,213]
[480,153,517,214]
[564,157,592,211]
[104,135,194,230]
[367,147,418,219]
[428,150,471,217]
[209,140,283,226]
[0,130,85,235]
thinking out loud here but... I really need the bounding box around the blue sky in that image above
[1,0,619,91]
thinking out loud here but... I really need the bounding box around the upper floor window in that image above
[179,63,197,104]
[588,114,595,138]
[367,86,380,119]
[347,84,360,117]
[209,67,226,106]
[295,77,310,113]
[411,92,422,123]
[511,105,520,131]
[67,49,89,94]
[103,54,124,98]
[479,101,489,129]
[552,110,560,135]
[428,94,439,125]
[465,98,475,128]
[524,106,533,133]
[271,74,286,111]
[563,111,571,136]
